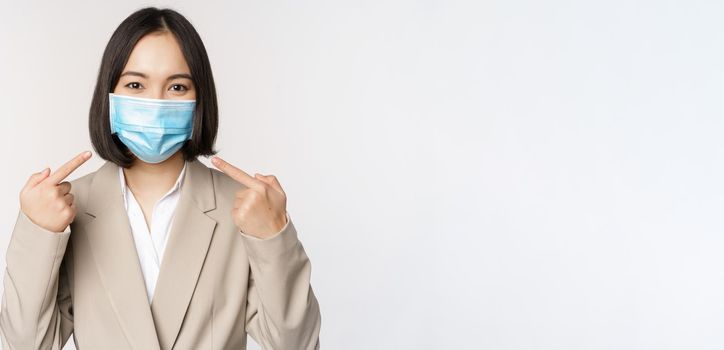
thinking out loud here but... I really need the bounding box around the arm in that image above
[241,212,321,350]
[0,211,74,350]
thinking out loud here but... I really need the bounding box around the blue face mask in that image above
[109,93,196,164]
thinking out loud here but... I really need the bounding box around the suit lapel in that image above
[150,159,217,350]
[83,159,218,350]
[83,161,161,350]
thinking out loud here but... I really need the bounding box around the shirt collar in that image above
[118,160,188,201]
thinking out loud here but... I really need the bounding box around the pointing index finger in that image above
[47,151,92,184]
[211,156,263,189]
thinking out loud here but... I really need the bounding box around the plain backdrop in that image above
[1,0,723,349]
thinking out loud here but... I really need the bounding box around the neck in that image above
[122,151,186,198]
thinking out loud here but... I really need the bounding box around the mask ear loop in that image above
[188,102,197,140]
[108,93,117,134]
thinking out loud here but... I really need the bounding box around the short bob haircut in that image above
[89,7,218,168]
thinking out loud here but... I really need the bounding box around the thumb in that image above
[254,173,273,186]
[254,173,284,194]
[26,167,50,188]
[254,173,270,183]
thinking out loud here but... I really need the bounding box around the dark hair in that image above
[89,7,218,168]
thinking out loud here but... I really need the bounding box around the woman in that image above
[0,7,321,350]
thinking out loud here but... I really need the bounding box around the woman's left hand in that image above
[211,156,288,239]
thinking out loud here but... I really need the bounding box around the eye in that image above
[125,82,143,89]
[169,84,188,92]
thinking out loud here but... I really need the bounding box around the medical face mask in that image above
[109,93,196,164]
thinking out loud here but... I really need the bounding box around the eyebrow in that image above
[119,71,192,81]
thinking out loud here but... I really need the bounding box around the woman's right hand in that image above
[19,151,92,233]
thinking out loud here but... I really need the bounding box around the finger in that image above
[47,151,92,184]
[63,193,74,205]
[253,175,275,194]
[235,189,252,203]
[25,168,50,188]
[211,156,264,190]
[58,181,71,195]
[64,206,77,222]
[255,174,285,195]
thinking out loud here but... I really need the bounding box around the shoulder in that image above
[67,162,113,215]
[207,163,250,208]
[68,166,99,199]
[209,166,255,217]
[69,170,96,189]
[210,167,244,193]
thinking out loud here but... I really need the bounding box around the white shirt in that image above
[119,162,187,304]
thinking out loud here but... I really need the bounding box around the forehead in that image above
[122,31,190,77]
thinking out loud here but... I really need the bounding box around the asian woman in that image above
[0,7,321,350]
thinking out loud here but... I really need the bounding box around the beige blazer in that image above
[0,158,321,349]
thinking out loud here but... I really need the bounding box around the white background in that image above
[1,1,723,349]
